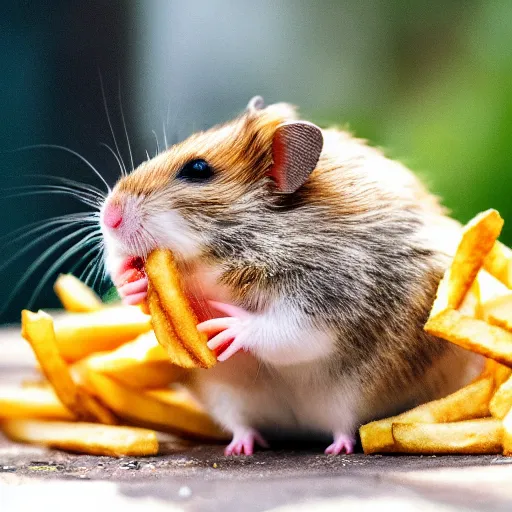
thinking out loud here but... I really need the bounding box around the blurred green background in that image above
[1,1,511,323]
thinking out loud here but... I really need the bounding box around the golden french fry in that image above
[425,308,512,366]
[146,249,216,369]
[21,310,116,425]
[458,276,480,317]
[53,306,151,362]
[359,375,494,454]
[81,369,227,440]
[502,407,512,455]
[484,241,512,289]
[480,292,512,332]
[481,358,512,387]
[82,331,184,389]
[392,419,503,454]
[0,385,74,420]
[1,419,158,457]
[490,375,512,419]
[54,274,103,313]
[146,288,200,369]
[478,270,510,307]
[447,209,503,310]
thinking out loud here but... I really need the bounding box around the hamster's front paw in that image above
[113,256,148,306]
[197,301,253,362]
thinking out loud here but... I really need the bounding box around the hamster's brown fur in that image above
[103,100,481,448]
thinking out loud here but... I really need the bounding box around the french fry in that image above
[82,331,184,389]
[21,310,116,425]
[478,271,510,307]
[80,369,227,440]
[53,306,151,362]
[1,419,158,457]
[480,293,512,332]
[359,375,494,454]
[502,407,512,456]
[446,209,503,310]
[484,241,512,289]
[458,277,480,317]
[481,358,512,387]
[54,274,103,313]
[0,385,74,420]
[490,375,512,419]
[425,309,512,367]
[146,249,216,369]
[392,419,503,455]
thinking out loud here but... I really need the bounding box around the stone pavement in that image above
[2,325,512,511]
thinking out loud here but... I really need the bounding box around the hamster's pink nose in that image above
[103,203,123,229]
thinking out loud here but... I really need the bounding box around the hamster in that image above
[100,96,483,455]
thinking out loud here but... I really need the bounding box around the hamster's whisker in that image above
[23,175,106,200]
[13,144,111,192]
[0,223,98,276]
[85,244,106,291]
[152,130,160,157]
[100,143,127,180]
[90,246,106,292]
[162,120,168,149]
[1,213,97,249]
[26,231,102,310]
[71,239,103,286]
[3,186,103,210]
[145,150,151,161]
[99,72,127,177]
[78,243,102,286]
[0,226,99,317]
[118,80,134,173]
[69,238,104,285]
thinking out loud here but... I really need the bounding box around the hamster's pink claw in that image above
[198,301,254,362]
[117,277,148,306]
[197,317,239,337]
[202,322,244,361]
[324,433,355,455]
[224,428,268,456]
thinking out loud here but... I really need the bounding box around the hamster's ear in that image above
[270,121,323,194]
[246,95,265,112]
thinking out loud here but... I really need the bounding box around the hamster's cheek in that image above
[149,210,204,261]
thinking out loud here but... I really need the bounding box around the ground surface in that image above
[2,325,512,511]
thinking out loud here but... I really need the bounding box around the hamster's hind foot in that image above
[324,432,355,455]
[224,428,269,456]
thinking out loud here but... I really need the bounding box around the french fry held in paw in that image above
[145,249,216,369]
[1,419,158,457]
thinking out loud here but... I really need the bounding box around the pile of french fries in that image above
[0,251,226,457]
[5,210,512,459]
[360,209,512,456]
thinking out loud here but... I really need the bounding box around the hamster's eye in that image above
[176,159,213,183]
